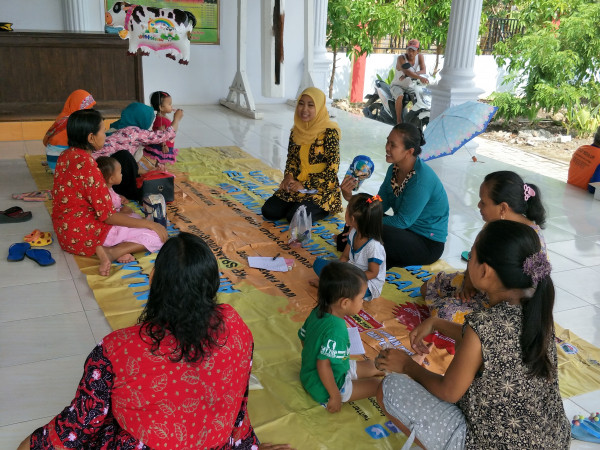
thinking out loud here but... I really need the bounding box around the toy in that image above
[572,413,600,443]
[345,155,374,191]
[105,2,196,65]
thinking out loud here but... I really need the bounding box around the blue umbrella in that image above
[421,101,498,161]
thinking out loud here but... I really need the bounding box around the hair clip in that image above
[523,251,551,287]
[366,195,382,204]
[524,183,535,201]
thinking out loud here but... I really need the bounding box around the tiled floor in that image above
[1,104,599,448]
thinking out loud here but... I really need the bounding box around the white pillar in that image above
[63,0,104,32]
[429,0,485,120]
[312,0,332,99]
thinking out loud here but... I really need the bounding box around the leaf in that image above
[151,422,169,440]
[174,423,187,442]
[158,399,176,416]
[151,373,168,392]
[126,357,139,376]
[181,369,200,385]
[181,397,200,413]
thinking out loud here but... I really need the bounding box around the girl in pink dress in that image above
[144,91,179,168]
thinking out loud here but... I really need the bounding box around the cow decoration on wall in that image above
[105,2,196,65]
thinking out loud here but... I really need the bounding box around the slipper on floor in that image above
[572,414,600,443]
[24,230,53,247]
[22,191,52,202]
[25,248,56,266]
[0,209,32,223]
[0,206,24,216]
[12,190,52,201]
[7,242,31,262]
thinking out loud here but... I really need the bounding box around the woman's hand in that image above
[457,270,477,301]
[286,180,305,192]
[375,348,412,374]
[148,221,168,242]
[279,174,294,191]
[340,175,357,201]
[326,392,342,413]
[409,317,438,355]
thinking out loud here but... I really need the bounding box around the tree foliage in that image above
[493,0,600,135]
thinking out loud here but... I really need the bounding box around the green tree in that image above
[326,0,405,98]
[493,0,600,134]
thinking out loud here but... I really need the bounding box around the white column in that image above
[429,0,485,119]
[63,0,104,32]
[312,0,331,99]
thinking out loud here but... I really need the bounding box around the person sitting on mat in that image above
[340,123,449,268]
[92,102,184,201]
[17,232,292,450]
[567,125,600,193]
[311,193,386,301]
[43,89,96,173]
[375,220,570,449]
[51,109,167,276]
[419,170,548,324]
[299,261,384,413]
[261,87,342,224]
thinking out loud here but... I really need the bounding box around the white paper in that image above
[298,189,318,194]
[247,256,289,272]
[589,182,600,200]
[348,326,365,355]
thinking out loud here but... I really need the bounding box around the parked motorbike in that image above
[363,78,431,131]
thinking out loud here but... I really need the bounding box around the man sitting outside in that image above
[390,39,429,124]
[567,126,600,193]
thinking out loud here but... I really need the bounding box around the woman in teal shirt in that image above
[341,123,449,268]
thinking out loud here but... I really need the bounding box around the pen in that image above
[272,253,280,261]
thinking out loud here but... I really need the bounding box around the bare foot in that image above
[117,253,135,263]
[95,246,113,276]
[309,278,319,288]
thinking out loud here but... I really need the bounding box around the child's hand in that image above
[162,143,169,154]
[326,393,342,413]
[409,317,437,355]
[173,109,184,121]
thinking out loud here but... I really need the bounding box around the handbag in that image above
[142,193,168,228]
[136,170,174,203]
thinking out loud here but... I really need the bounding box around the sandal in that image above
[0,208,32,223]
[12,190,52,201]
[7,242,31,262]
[24,230,53,247]
[25,248,56,266]
[572,413,600,443]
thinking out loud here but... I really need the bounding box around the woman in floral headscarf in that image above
[43,89,96,173]
[261,87,342,223]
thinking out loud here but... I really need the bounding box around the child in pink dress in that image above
[96,156,164,262]
[144,91,179,169]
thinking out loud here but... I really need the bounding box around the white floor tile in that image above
[554,286,594,313]
[0,416,53,449]
[85,309,112,343]
[0,312,95,367]
[553,268,600,305]
[0,280,82,322]
[554,306,600,347]
[549,237,600,267]
[0,354,87,426]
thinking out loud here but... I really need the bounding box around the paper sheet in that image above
[348,326,365,355]
[247,256,289,272]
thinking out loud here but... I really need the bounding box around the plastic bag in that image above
[142,193,168,228]
[288,205,312,247]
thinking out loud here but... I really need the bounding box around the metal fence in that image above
[329,17,523,55]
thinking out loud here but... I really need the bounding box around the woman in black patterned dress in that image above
[261,87,342,223]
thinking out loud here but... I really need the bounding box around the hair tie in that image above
[523,251,551,287]
[524,183,535,201]
[366,194,382,204]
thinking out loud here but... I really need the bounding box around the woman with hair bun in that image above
[341,123,449,268]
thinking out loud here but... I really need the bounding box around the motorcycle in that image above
[363,78,432,131]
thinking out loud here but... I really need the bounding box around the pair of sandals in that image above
[24,229,53,247]
[12,190,52,202]
[572,413,600,443]
[7,242,55,266]
[0,206,32,223]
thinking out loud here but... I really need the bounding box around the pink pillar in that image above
[350,51,366,102]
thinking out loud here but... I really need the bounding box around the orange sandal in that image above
[23,229,53,247]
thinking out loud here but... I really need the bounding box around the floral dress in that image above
[51,148,115,257]
[274,128,342,214]
[30,305,259,450]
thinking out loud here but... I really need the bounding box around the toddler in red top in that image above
[144,91,180,168]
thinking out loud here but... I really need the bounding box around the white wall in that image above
[1,0,64,31]
[330,52,513,101]
[1,0,307,105]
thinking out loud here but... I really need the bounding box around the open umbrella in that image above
[420,101,498,161]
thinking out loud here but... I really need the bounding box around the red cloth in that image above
[51,148,115,257]
[152,115,175,147]
[31,304,258,449]
[568,144,600,190]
